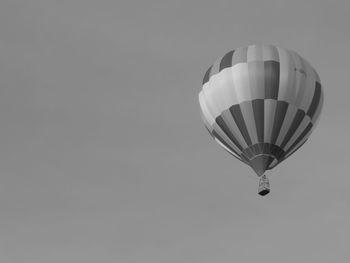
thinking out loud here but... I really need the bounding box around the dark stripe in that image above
[202,65,212,85]
[274,147,285,161]
[269,144,285,160]
[285,123,313,155]
[215,116,243,151]
[270,101,289,144]
[306,82,321,119]
[212,130,241,157]
[280,109,306,149]
[229,104,253,146]
[264,61,280,99]
[252,99,264,142]
[219,50,235,71]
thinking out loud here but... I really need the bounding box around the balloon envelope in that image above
[199,44,323,177]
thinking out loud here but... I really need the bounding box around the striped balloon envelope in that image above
[199,44,324,196]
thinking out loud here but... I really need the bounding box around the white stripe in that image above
[199,91,215,126]
[292,52,308,108]
[209,68,238,113]
[247,44,263,62]
[277,47,296,104]
[232,63,251,103]
[299,63,317,112]
[262,45,279,61]
[202,80,221,119]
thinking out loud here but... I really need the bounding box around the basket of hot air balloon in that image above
[199,44,323,196]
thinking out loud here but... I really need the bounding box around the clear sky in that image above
[0,0,349,262]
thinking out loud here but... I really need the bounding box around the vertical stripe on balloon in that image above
[307,81,322,119]
[219,50,235,71]
[229,104,253,146]
[264,61,280,99]
[270,101,289,144]
[252,99,265,142]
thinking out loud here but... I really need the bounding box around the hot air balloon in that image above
[199,44,323,196]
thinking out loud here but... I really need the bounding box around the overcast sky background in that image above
[0,0,349,262]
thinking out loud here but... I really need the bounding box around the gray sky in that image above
[0,0,349,262]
